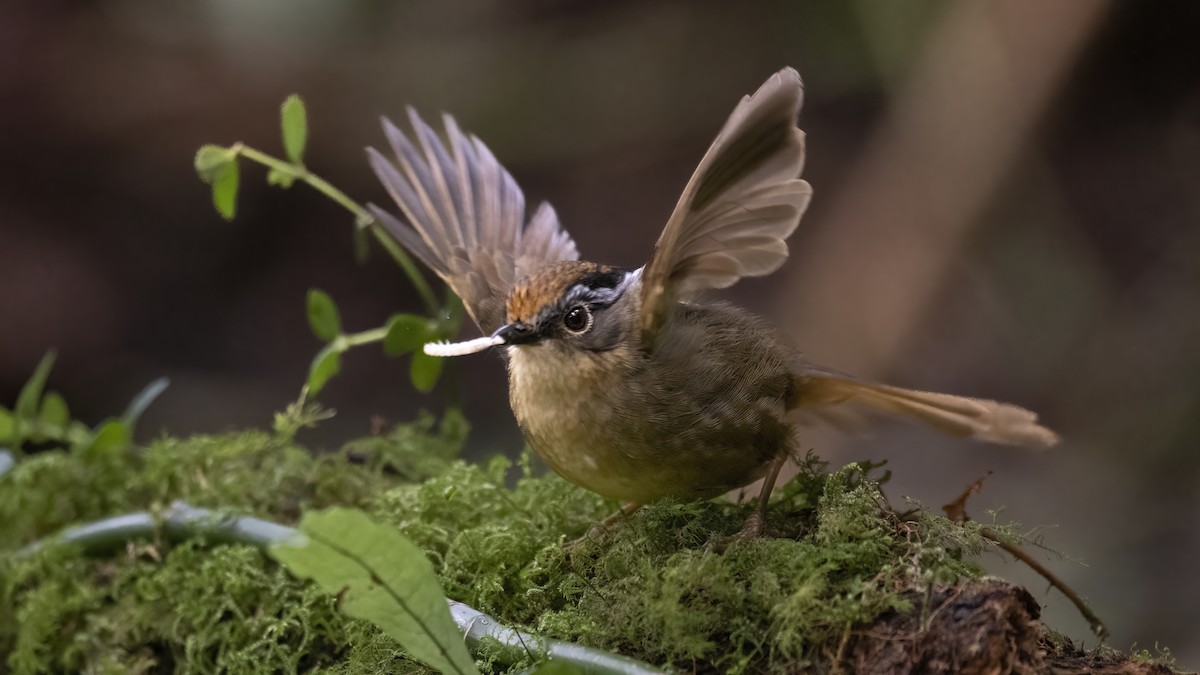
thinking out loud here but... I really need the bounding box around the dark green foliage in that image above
[192,95,459,400]
[0,351,167,460]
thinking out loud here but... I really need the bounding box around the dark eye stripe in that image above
[577,268,627,291]
[534,268,637,331]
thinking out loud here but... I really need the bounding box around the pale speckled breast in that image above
[505,335,784,504]
[506,343,647,501]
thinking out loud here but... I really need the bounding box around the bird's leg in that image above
[734,453,787,540]
[566,502,643,549]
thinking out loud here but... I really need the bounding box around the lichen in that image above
[0,410,1023,674]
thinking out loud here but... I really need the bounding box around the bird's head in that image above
[424,261,640,357]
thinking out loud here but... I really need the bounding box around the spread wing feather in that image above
[641,67,812,341]
[367,111,578,333]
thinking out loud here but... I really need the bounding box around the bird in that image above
[365,67,1058,539]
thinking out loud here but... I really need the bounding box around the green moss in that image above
[0,411,462,674]
[370,456,989,673]
[2,412,1007,674]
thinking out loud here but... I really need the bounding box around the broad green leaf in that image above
[307,289,342,341]
[212,159,240,220]
[307,343,344,397]
[383,314,431,356]
[0,409,13,441]
[15,351,56,420]
[266,167,297,188]
[280,94,308,165]
[409,352,443,393]
[39,391,70,429]
[270,508,479,675]
[122,378,169,428]
[194,144,235,182]
[86,420,131,457]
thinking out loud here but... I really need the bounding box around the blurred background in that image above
[2,0,1197,666]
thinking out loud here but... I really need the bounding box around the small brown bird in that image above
[367,68,1057,538]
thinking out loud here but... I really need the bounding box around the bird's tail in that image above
[793,374,1059,448]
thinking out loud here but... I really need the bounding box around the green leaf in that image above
[194,144,236,182]
[15,351,56,420]
[64,421,92,448]
[122,378,169,428]
[307,289,342,341]
[266,167,297,188]
[211,158,240,220]
[280,94,308,165]
[0,409,13,442]
[270,508,479,675]
[39,391,70,429]
[409,352,444,393]
[307,342,344,397]
[86,420,131,457]
[383,314,432,356]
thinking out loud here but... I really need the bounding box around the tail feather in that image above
[796,375,1059,448]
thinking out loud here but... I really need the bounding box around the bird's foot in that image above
[735,510,766,540]
[564,502,642,550]
[706,510,773,553]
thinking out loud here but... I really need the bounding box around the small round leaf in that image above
[384,314,432,356]
[39,391,70,429]
[409,352,444,393]
[194,145,235,182]
[307,289,342,342]
[307,344,344,397]
[86,420,132,457]
[212,159,240,220]
[0,409,14,441]
[65,421,92,448]
[280,94,308,165]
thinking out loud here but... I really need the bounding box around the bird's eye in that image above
[562,305,593,334]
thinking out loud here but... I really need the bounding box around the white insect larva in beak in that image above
[423,335,506,357]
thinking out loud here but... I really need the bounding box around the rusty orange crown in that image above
[506,261,615,325]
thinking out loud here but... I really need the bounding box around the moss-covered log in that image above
[0,414,1186,674]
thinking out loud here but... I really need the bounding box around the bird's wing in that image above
[367,110,579,333]
[640,67,812,343]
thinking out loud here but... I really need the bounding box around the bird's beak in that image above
[492,321,539,345]
[422,321,538,357]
